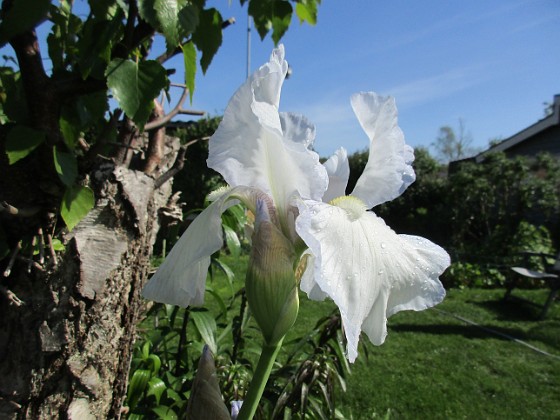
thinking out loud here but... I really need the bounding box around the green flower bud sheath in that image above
[238,199,299,419]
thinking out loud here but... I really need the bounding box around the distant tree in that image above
[432,118,478,163]
[487,137,503,148]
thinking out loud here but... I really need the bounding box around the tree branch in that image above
[144,87,206,131]
[154,137,209,189]
[143,100,166,175]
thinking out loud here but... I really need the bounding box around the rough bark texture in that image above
[0,137,180,419]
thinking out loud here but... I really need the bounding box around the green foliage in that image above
[128,279,350,419]
[441,262,506,289]
[0,0,50,46]
[60,185,95,231]
[128,201,348,418]
[4,125,45,164]
[181,42,197,102]
[1,0,318,244]
[106,59,169,130]
[191,8,223,73]
[446,152,560,259]
[53,146,78,186]
[170,117,224,211]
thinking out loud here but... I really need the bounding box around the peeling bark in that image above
[0,136,180,419]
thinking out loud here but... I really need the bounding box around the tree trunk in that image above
[0,136,180,419]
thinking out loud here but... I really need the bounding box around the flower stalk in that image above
[237,340,283,420]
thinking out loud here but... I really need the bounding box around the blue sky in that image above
[7,0,560,158]
[184,0,560,157]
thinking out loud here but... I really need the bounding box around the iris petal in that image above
[142,186,257,307]
[322,148,350,203]
[296,199,449,362]
[207,46,328,216]
[350,92,415,208]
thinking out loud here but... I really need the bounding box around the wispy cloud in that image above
[384,65,490,108]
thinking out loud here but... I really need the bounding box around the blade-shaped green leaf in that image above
[53,146,78,187]
[5,125,45,164]
[190,310,217,354]
[223,225,241,259]
[152,406,178,420]
[191,8,223,73]
[182,42,197,103]
[61,185,95,231]
[127,369,151,410]
[106,59,168,130]
[147,377,167,405]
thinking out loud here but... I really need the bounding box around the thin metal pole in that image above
[247,13,252,79]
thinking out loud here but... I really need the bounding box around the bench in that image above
[504,252,560,319]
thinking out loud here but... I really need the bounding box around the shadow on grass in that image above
[390,323,527,341]
[471,297,542,321]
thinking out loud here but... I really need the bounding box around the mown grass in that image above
[213,254,560,419]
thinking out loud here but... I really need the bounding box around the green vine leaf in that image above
[61,185,95,231]
[191,8,223,74]
[4,125,46,165]
[295,0,319,25]
[53,146,78,187]
[155,0,182,48]
[249,0,293,45]
[106,59,168,130]
[182,42,197,103]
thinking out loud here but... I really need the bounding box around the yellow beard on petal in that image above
[329,196,367,221]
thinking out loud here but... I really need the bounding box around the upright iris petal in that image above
[296,92,450,362]
[207,45,327,233]
[143,46,327,307]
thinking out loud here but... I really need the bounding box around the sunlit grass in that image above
[214,255,560,419]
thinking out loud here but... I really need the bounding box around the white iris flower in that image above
[142,46,450,362]
[296,93,450,362]
[142,46,327,308]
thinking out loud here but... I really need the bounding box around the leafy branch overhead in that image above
[0,0,320,238]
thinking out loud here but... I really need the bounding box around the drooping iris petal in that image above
[299,251,328,301]
[296,198,449,362]
[207,46,327,215]
[322,147,350,203]
[350,92,415,209]
[142,186,257,307]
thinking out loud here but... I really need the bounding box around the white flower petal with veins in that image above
[350,92,415,208]
[296,198,449,362]
[143,186,258,307]
[207,46,327,218]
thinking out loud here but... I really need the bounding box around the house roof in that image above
[474,94,560,163]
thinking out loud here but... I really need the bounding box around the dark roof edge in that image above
[474,94,560,163]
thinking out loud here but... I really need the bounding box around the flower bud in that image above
[245,199,299,346]
[186,346,230,420]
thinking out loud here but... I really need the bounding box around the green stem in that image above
[237,339,283,420]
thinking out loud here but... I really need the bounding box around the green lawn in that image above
[215,255,560,419]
